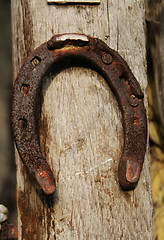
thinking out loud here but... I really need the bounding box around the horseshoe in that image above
[12,34,147,195]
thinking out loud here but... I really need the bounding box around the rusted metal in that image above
[101,53,113,65]
[12,33,147,193]
[0,222,18,240]
[7,224,17,240]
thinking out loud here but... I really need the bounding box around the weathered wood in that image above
[11,0,154,239]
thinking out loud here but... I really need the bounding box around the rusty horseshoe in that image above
[12,34,147,195]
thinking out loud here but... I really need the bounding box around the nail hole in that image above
[21,83,29,95]
[18,118,27,130]
[119,76,127,83]
[31,56,41,66]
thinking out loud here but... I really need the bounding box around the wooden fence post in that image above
[11,0,154,239]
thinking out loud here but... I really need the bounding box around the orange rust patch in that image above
[36,171,55,195]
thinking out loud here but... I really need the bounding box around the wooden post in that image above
[11,0,154,239]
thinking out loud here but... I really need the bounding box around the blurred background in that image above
[0,0,164,238]
[0,0,16,223]
[146,1,164,239]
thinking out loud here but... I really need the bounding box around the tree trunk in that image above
[11,0,154,239]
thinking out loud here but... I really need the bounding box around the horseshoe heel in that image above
[12,34,147,194]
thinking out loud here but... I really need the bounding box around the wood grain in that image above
[11,0,154,239]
